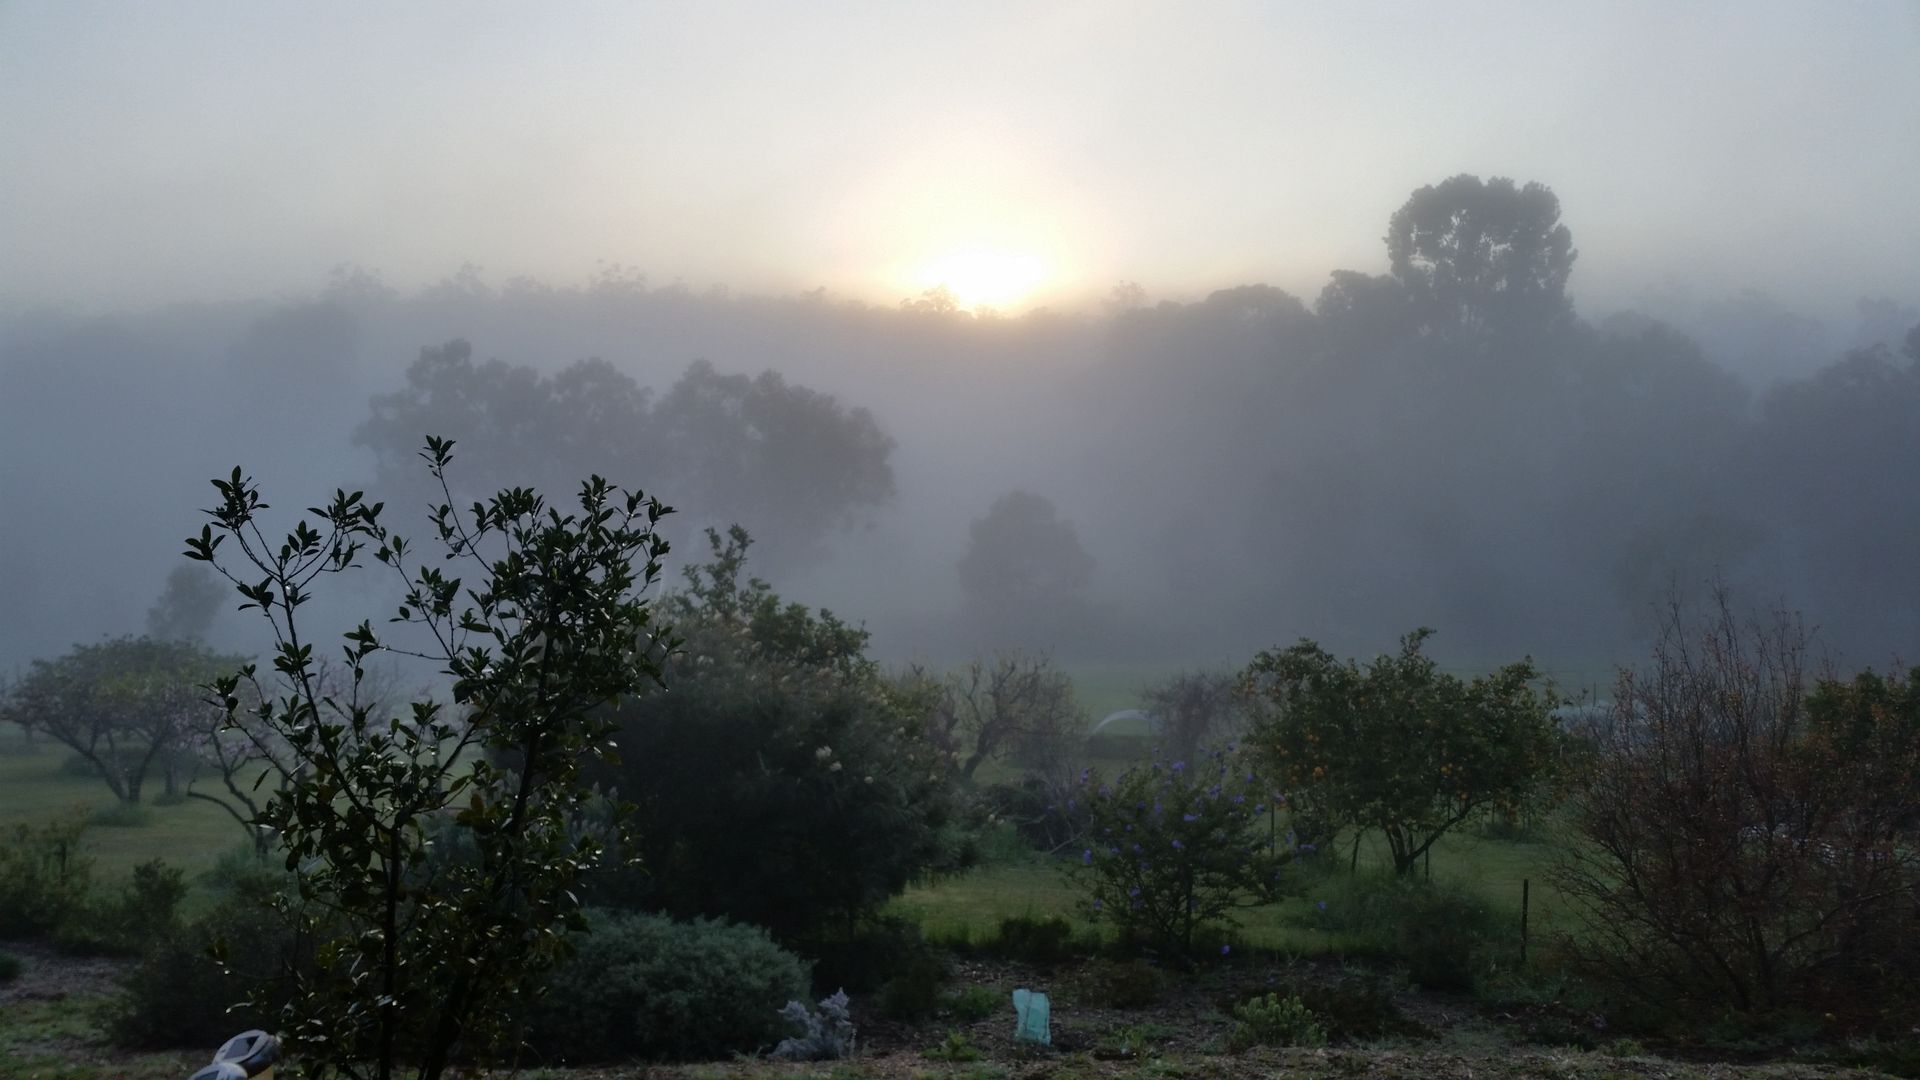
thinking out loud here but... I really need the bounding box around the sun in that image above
[917,247,1049,311]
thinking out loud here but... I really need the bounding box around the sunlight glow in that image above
[916,247,1050,311]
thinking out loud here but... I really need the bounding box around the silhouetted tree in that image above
[1386,174,1576,343]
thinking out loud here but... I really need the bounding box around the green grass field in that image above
[0,727,257,890]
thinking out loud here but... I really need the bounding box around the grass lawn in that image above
[0,728,255,891]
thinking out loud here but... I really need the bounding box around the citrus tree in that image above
[1243,630,1561,875]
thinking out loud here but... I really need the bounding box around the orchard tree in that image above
[188,436,672,1080]
[1243,630,1562,875]
[2,636,239,803]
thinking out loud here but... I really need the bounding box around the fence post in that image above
[1520,878,1530,965]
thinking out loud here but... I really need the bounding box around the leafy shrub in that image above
[804,915,934,994]
[1065,749,1290,958]
[519,910,810,1064]
[586,529,971,941]
[985,914,1075,966]
[1228,993,1328,1051]
[1084,958,1166,1009]
[772,989,857,1062]
[878,948,947,1021]
[109,870,304,1048]
[57,859,189,958]
[0,952,20,983]
[1289,867,1509,988]
[0,813,93,938]
[1286,971,1423,1043]
[943,984,1001,1023]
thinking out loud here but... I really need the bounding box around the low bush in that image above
[0,813,93,938]
[772,989,857,1062]
[923,1029,983,1062]
[1291,868,1510,990]
[983,914,1076,966]
[108,870,304,1049]
[803,914,933,994]
[877,948,947,1021]
[1227,992,1328,1051]
[56,859,188,957]
[519,910,810,1064]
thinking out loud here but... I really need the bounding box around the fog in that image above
[3,4,1918,684]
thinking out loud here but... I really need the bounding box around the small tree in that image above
[2,636,239,803]
[1243,630,1561,875]
[922,651,1085,783]
[1141,669,1249,765]
[188,436,672,1079]
[1066,750,1290,958]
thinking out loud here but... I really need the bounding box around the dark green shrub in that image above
[519,910,811,1064]
[109,872,304,1048]
[1262,968,1422,1043]
[583,529,971,942]
[0,814,93,938]
[986,914,1075,966]
[1227,992,1327,1051]
[0,952,20,982]
[55,859,188,958]
[878,949,947,1021]
[804,914,933,994]
[1290,869,1509,990]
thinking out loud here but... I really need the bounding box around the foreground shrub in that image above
[802,914,935,994]
[0,813,93,938]
[984,914,1076,965]
[1556,594,1920,1026]
[109,871,305,1049]
[1290,868,1510,989]
[1065,748,1290,958]
[54,858,188,957]
[519,910,810,1064]
[772,989,858,1061]
[587,528,971,942]
[1228,992,1328,1051]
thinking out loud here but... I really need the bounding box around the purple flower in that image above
[1171,761,1186,773]
[1182,813,1200,823]
[1083,849,1093,865]
[1299,843,1317,853]
[1316,900,1327,912]
[1220,944,1232,956]
[1171,839,1184,850]
[1128,886,1141,897]
[1092,898,1103,910]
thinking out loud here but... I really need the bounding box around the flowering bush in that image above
[1064,749,1291,957]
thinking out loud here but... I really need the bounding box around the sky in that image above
[2,1,1917,317]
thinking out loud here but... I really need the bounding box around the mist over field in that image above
[3,3,1917,683]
